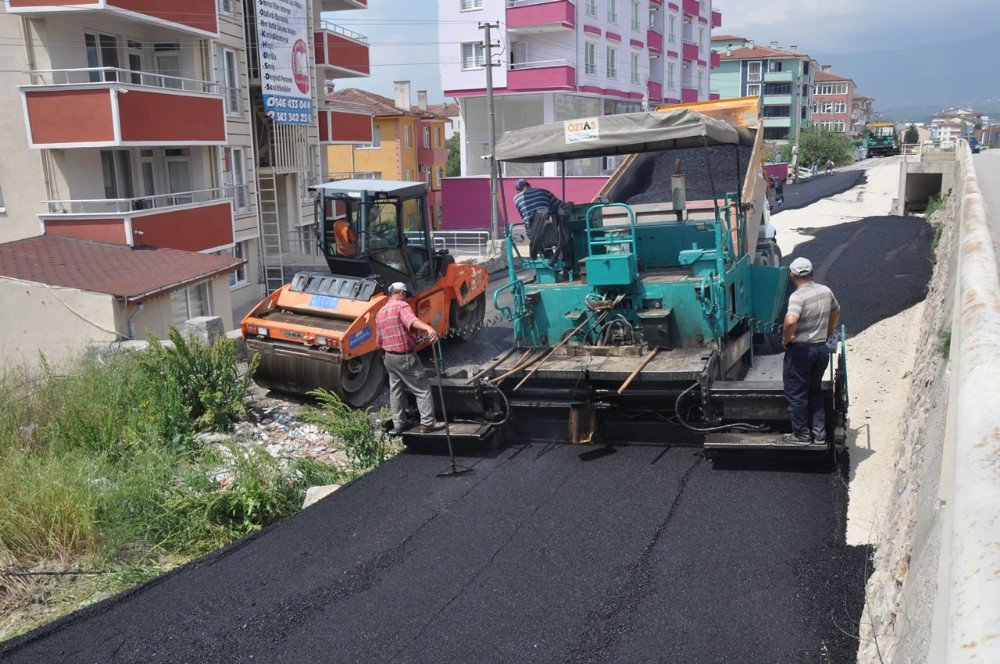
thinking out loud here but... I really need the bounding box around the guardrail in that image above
[405,230,492,256]
[26,67,219,94]
[43,186,245,214]
[937,139,1000,661]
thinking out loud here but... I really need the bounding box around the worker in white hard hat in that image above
[781,257,842,445]
[375,282,445,435]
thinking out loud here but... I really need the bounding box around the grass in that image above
[0,332,379,641]
[938,330,952,359]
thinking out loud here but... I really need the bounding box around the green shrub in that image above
[780,128,856,166]
[135,329,259,434]
[301,389,394,471]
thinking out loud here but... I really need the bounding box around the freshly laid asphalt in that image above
[0,167,902,664]
[772,170,867,213]
[2,445,868,664]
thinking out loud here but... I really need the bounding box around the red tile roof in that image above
[710,34,746,42]
[0,235,242,303]
[720,46,811,61]
[427,102,459,118]
[814,70,854,84]
[328,88,447,120]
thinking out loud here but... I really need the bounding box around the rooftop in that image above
[719,46,814,61]
[710,34,747,42]
[427,102,459,118]
[814,70,854,84]
[0,235,242,303]
[328,89,448,120]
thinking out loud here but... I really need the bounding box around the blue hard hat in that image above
[515,178,530,191]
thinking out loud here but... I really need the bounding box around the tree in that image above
[445,133,461,177]
[904,124,919,144]
[778,127,856,166]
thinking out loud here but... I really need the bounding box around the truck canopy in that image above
[495,108,741,163]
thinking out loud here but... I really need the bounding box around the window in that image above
[405,169,413,180]
[763,82,792,95]
[224,147,248,212]
[698,27,704,51]
[763,126,791,141]
[170,283,210,325]
[667,62,676,89]
[154,42,182,89]
[218,0,234,15]
[85,33,120,82]
[127,40,144,85]
[423,126,430,148]
[607,0,618,24]
[747,61,762,82]
[218,47,240,115]
[436,166,444,187]
[668,16,676,43]
[226,241,248,287]
[100,150,134,200]
[761,105,790,118]
[360,124,381,149]
[746,83,761,96]
[606,45,618,78]
[585,0,597,17]
[460,0,483,9]
[768,60,783,73]
[631,0,641,31]
[461,42,485,69]
[510,41,528,68]
[404,125,412,147]
[584,41,597,76]
[630,50,640,84]
[697,70,703,92]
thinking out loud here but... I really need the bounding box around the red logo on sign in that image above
[292,39,310,94]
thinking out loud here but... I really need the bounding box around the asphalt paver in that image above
[620,145,755,205]
[3,444,868,664]
[773,171,867,213]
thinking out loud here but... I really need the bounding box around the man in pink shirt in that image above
[375,282,446,435]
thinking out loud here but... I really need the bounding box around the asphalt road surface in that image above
[773,170,866,213]
[2,177,889,664]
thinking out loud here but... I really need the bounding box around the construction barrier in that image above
[939,141,1000,662]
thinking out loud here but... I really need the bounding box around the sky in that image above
[328,0,1000,104]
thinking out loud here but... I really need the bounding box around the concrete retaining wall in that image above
[858,142,1000,663]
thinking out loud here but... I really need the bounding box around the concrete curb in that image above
[940,141,1000,662]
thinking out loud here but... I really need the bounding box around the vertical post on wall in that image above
[480,21,501,240]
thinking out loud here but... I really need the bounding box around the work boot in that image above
[389,424,408,436]
[782,433,813,446]
[416,421,446,433]
[812,429,827,443]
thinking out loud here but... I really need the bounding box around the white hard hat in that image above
[389,281,409,293]
[789,257,813,276]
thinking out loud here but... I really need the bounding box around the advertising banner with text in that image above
[256,0,312,125]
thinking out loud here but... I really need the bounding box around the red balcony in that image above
[21,68,225,148]
[321,0,367,9]
[682,0,700,16]
[711,9,722,27]
[507,61,576,91]
[711,51,721,68]
[648,81,663,101]
[710,92,720,101]
[40,187,241,253]
[647,28,663,52]
[314,23,370,78]
[681,87,699,103]
[682,41,699,61]
[318,101,374,144]
[506,0,575,32]
[7,0,217,36]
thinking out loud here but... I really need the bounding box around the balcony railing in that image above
[317,20,368,43]
[509,58,571,70]
[27,67,219,94]
[43,186,244,215]
[315,22,370,77]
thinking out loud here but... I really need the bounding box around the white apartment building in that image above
[439,0,721,177]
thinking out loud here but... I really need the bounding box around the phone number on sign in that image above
[273,110,311,123]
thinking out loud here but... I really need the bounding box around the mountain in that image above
[815,31,999,122]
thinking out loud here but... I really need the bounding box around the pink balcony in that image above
[648,81,663,101]
[711,9,722,28]
[710,51,721,68]
[647,29,663,52]
[506,0,575,32]
[710,92,720,100]
[314,23,370,78]
[682,41,699,61]
[507,62,575,92]
[41,189,240,253]
[21,70,226,149]
[682,0,700,16]
[318,102,373,144]
[682,87,699,103]
[7,0,218,36]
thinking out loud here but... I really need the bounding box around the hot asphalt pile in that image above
[1,446,868,664]
[617,144,755,204]
[773,170,867,213]
[784,215,934,335]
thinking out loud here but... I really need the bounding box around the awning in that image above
[495,108,742,163]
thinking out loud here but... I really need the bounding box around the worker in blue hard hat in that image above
[513,178,562,237]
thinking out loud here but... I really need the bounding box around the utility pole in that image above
[480,21,501,240]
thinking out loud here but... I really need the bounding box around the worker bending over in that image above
[781,257,841,444]
[375,282,446,435]
[514,178,562,236]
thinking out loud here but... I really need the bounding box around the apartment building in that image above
[326,83,451,228]
[439,0,722,177]
[932,108,984,142]
[811,68,855,138]
[852,95,874,139]
[710,36,817,143]
[0,0,375,323]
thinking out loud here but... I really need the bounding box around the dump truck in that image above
[401,101,848,461]
[242,180,488,407]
